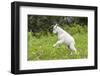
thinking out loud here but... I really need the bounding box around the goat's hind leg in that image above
[69,43,77,55]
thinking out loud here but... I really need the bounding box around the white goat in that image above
[53,24,77,54]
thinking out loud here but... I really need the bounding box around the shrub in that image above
[62,24,87,35]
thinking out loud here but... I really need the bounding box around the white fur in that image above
[53,24,76,53]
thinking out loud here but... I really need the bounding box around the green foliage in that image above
[28,15,87,35]
[62,24,87,35]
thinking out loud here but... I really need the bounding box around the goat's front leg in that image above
[53,40,63,47]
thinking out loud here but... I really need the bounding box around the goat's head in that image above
[53,24,58,34]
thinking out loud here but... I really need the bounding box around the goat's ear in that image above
[55,24,58,28]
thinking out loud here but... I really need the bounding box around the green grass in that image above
[28,31,88,61]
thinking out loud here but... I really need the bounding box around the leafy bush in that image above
[62,24,87,35]
[28,15,88,34]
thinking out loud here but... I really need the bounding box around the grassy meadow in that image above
[28,24,88,61]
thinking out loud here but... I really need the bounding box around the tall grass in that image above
[28,24,88,60]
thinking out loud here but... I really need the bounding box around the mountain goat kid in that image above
[53,24,77,54]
